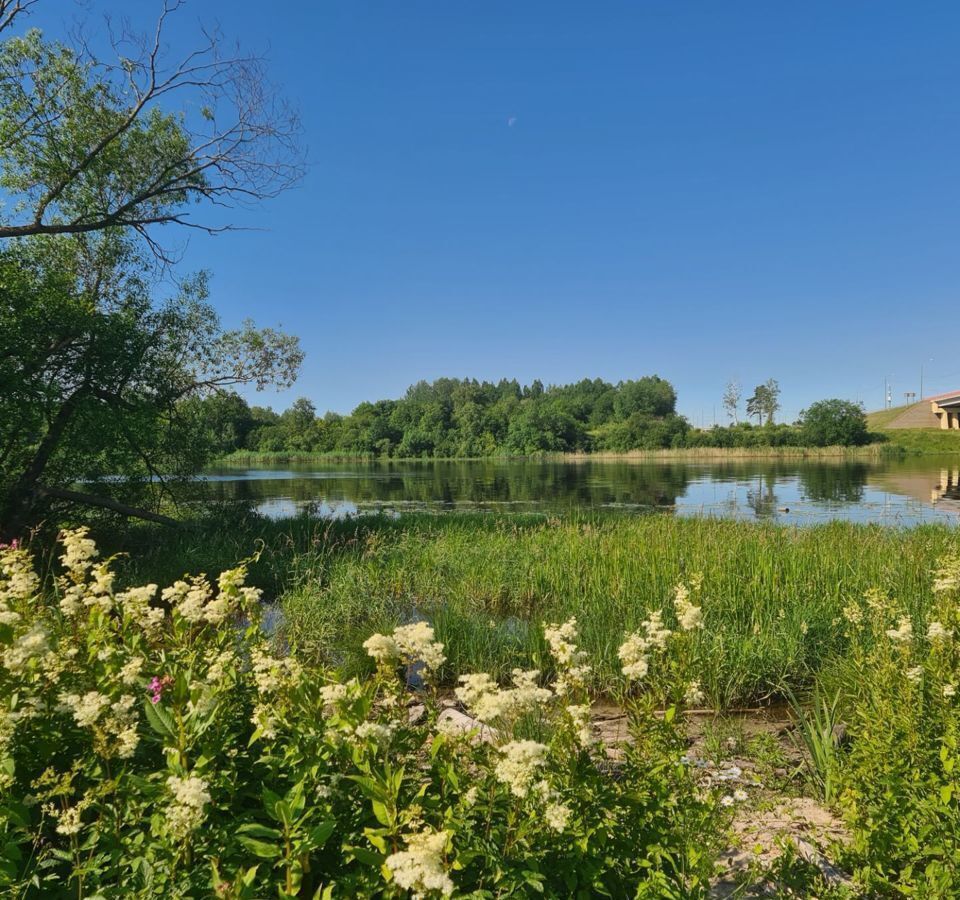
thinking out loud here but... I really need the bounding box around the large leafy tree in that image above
[0,234,302,537]
[0,2,305,537]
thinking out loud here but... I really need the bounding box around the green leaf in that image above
[236,835,282,859]
[308,821,335,848]
[237,823,283,840]
[142,700,176,740]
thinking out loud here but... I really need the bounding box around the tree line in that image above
[195,379,873,459]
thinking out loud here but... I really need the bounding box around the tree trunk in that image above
[37,486,180,528]
[1,390,84,538]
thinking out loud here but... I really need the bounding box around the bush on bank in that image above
[0,531,723,898]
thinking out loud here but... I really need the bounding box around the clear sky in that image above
[30,1,960,424]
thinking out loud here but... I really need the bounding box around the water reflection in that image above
[193,457,960,526]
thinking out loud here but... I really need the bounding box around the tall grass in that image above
[276,513,959,707]
[71,508,958,708]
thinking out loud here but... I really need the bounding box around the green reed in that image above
[276,513,958,707]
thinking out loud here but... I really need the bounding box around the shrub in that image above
[798,400,869,448]
[836,559,960,895]
[0,531,723,897]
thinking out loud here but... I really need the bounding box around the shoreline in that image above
[215,444,911,465]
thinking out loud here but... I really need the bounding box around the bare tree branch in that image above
[0,0,35,37]
[0,0,305,251]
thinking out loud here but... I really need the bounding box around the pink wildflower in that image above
[148,674,173,704]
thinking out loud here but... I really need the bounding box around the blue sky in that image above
[31,1,960,424]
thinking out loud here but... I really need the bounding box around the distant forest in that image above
[190,377,871,458]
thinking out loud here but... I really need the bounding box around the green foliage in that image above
[277,514,959,707]
[0,234,302,536]
[202,376,688,458]
[0,531,723,897]
[745,379,782,426]
[798,400,870,448]
[783,684,842,804]
[831,561,960,895]
[209,380,882,461]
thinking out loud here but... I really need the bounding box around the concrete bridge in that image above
[931,391,960,430]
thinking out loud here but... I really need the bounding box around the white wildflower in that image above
[0,545,39,602]
[906,666,923,683]
[363,632,399,664]
[2,625,50,672]
[392,621,446,672]
[545,802,572,832]
[684,680,706,707]
[566,703,594,747]
[385,828,454,897]
[166,775,211,840]
[618,632,650,681]
[319,683,349,706]
[355,721,396,744]
[494,740,549,798]
[60,691,110,728]
[59,527,98,574]
[116,585,160,630]
[886,616,913,644]
[944,684,956,699]
[543,618,580,666]
[675,582,703,631]
[928,621,951,642]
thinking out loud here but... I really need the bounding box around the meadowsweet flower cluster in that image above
[60,690,110,728]
[684,680,706,707]
[933,558,960,595]
[0,541,36,615]
[674,577,704,631]
[3,624,53,673]
[543,617,591,695]
[454,668,551,723]
[385,829,454,897]
[363,620,446,674]
[166,775,211,840]
[494,740,550,797]
[618,610,673,681]
[886,616,914,644]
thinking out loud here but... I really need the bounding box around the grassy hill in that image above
[865,400,960,455]
[866,404,912,430]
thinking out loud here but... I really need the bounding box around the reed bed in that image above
[278,513,959,707]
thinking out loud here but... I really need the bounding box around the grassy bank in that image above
[877,427,960,455]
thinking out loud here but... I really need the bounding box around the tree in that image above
[0,1,303,256]
[746,379,781,425]
[798,399,869,447]
[613,376,677,420]
[0,234,302,538]
[0,2,306,537]
[722,380,741,424]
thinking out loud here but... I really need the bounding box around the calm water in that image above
[193,456,960,526]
